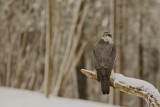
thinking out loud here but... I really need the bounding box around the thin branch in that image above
[81,69,160,107]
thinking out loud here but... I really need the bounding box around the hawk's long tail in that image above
[101,76,110,95]
[97,68,111,95]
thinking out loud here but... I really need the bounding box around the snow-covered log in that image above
[81,69,160,107]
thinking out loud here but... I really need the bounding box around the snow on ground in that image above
[0,87,119,107]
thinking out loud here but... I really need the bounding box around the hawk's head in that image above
[103,32,112,38]
[101,32,113,44]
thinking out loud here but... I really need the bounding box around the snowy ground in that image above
[0,87,119,107]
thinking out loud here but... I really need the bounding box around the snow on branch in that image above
[81,69,160,107]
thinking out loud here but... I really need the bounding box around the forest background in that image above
[0,0,160,107]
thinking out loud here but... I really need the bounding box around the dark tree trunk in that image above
[138,0,144,106]
[76,55,87,99]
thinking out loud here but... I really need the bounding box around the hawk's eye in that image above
[108,34,112,38]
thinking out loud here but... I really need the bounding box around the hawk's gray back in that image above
[93,39,116,69]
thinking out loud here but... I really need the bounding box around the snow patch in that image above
[0,87,119,107]
[81,69,96,75]
[110,70,115,79]
[114,73,160,105]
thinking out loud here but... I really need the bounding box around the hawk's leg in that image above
[96,69,101,82]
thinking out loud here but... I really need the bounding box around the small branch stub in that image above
[80,69,160,107]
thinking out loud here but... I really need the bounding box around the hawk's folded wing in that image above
[93,40,116,69]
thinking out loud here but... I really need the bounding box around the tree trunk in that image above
[44,0,53,98]
[119,0,125,105]
[138,0,144,106]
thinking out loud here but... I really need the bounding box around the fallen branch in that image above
[81,69,160,107]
